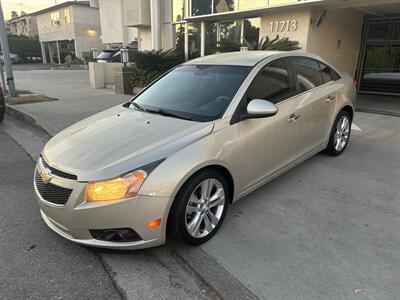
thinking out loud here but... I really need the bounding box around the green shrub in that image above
[129,49,184,88]
[64,55,85,67]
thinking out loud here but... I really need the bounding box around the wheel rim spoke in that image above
[203,213,213,233]
[207,210,219,226]
[187,212,203,237]
[200,179,212,200]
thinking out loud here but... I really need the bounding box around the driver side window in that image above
[247,59,295,104]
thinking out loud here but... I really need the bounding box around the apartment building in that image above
[8,13,39,37]
[37,1,105,64]
[102,0,399,95]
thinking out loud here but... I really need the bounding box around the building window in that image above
[219,20,241,52]
[205,22,218,55]
[243,17,260,45]
[51,12,60,26]
[64,9,71,23]
[269,0,299,6]
[188,23,201,59]
[238,0,267,10]
[192,0,212,16]
[174,23,185,54]
[214,0,236,13]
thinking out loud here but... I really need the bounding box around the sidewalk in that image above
[9,69,131,135]
[6,69,400,300]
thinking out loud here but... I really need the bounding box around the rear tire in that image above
[168,169,229,246]
[324,110,352,156]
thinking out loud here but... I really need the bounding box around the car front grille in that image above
[40,156,77,181]
[35,171,73,205]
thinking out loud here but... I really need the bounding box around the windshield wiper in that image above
[146,108,193,121]
[131,102,145,111]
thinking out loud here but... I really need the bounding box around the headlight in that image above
[85,159,165,202]
[86,170,147,202]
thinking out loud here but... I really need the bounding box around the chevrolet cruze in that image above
[34,51,356,249]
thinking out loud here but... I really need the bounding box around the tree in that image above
[11,11,18,19]
[20,11,27,16]
[217,34,301,52]
[244,35,301,51]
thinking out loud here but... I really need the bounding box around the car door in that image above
[289,57,338,154]
[235,58,302,192]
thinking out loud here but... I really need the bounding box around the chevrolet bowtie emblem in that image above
[40,167,52,184]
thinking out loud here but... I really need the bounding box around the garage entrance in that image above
[358,18,400,95]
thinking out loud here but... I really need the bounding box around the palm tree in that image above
[244,35,301,51]
[217,34,301,52]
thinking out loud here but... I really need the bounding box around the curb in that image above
[356,107,400,118]
[6,105,52,137]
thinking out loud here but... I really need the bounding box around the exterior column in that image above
[150,0,162,50]
[48,43,54,64]
[40,42,47,64]
[200,21,205,57]
[216,22,221,53]
[56,40,61,64]
[184,23,189,61]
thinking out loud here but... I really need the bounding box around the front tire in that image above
[324,110,352,156]
[169,170,229,246]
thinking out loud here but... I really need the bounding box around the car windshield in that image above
[132,65,251,122]
[97,51,116,60]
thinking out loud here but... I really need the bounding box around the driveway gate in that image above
[358,18,400,95]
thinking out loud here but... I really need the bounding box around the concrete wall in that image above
[98,0,138,46]
[260,8,312,50]
[161,0,174,50]
[259,6,365,76]
[138,28,152,50]
[89,62,123,88]
[307,8,365,77]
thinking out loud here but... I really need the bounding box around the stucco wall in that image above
[138,28,152,50]
[307,8,365,77]
[37,8,75,42]
[260,8,312,50]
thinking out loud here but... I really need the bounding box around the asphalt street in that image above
[0,116,217,300]
[0,129,122,299]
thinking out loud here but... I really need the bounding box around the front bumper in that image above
[34,159,171,250]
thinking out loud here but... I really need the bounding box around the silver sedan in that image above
[34,51,356,249]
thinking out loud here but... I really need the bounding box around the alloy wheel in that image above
[334,115,350,152]
[185,178,226,239]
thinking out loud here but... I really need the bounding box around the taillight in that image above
[353,79,358,87]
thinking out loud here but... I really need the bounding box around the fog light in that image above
[89,228,142,242]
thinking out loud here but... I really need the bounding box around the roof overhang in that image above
[183,0,400,23]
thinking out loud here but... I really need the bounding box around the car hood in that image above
[42,105,214,181]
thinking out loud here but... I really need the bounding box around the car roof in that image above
[185,51,291,67]
[184,50,330,67]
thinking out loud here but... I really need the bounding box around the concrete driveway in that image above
[12,69,131,135]
[200,112,400,299]
[5,69,400,299]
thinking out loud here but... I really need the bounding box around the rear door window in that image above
[290,57,324,92]
[319,62,334,83]
[247,59,295,104]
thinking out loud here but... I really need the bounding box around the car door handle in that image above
[326,95,335,103]
[288,113,301,123]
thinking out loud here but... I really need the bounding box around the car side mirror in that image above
[245,99,278,119]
